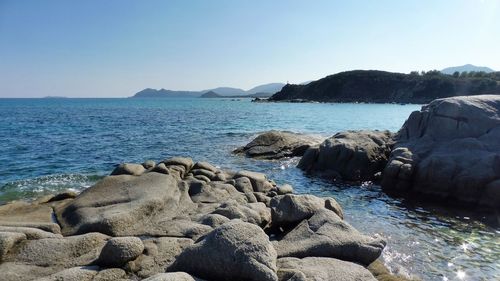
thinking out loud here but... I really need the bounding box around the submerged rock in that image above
[234,130,321,159]
[382,95,500,208]
[298,130,394,181]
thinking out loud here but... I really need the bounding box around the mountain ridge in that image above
[131,83,286,98]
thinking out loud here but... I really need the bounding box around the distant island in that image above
[441,64,495,75]
[43,96,69,99]
[269,70,500,103]
[131,83,285,98]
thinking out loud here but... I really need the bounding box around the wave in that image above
[0,173,102,204]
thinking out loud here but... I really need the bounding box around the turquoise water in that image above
[0,98,498,280]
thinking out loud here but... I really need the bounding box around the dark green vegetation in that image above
[269,70,500,103]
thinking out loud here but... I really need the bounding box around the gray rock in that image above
[0,226,62,239]
[0,262,59,281]
[0,232,26,261]
[198,214,230,228]
[298,130,394,181]
[212,201,271,227]
[273,209,385,266]
[270,194,343,229]
[142,160,156,169]
[37,266,99,281]
[170,220,278,281]
[7,232,108,267]
[152,163,170,174]
[254,192,272,206]
[93,268,127,281]
[0,201,61,234]
[110,163,146,176]
[162,157,194,171]
[234,131,321,159]
[130,237,193,278]
[235,170,274,192]
[194,175,211,183]
[212,172,227,181]
[188,181,247,204]
[277,257,377,281]
[234,177,254,193]
[144,272,204,281]
[191,169,216,180]
[382,95,500,207]
[193,161,218,173]
[55,173,195,236]
[97,237,144,267]
[277,184,294,195]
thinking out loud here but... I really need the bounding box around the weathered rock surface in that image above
[37,266,100,281]
[111,163,146,176]
[144,272,204,281]
[273,209,385,266]
[170,220,279,281]
[0,157,385,281]
[97,237,144,267]
[55,172,194,236]
[234,130,321,159]
[277,257,377,281]
[0,201,61,234]
[0,232,26,261]
[298,130,394,181]
[270,194,344,228]
[6,232,108,267]
[382,95,500,207]
[130,237,194,278]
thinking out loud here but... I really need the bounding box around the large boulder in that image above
[55,172,194,236]
[234,131,321,159]
[382,95,500,208]
[273,209,385,266]
[170,220,278,281]
[298,130,394,181]
[277,257,377,281]
[97,237,144,267]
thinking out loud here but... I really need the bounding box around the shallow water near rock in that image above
[0,98,498,280]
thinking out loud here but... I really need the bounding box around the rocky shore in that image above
[0,157,395,281]
[238,95,500,212]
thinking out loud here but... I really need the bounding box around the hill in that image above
[246,83,285,95]
[132,82,285,98]
[200,91,222,98]
[132,88,200,98]
[441,64,494,75]
[269,70,500,103]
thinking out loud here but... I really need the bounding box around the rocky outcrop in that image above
[382,95,500,208]
[0,157,385,280]
[234,131,321,159]
[298,130,394,181]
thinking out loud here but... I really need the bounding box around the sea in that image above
[0,98,498,280]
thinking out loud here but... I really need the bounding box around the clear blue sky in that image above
[1,0,499,97]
